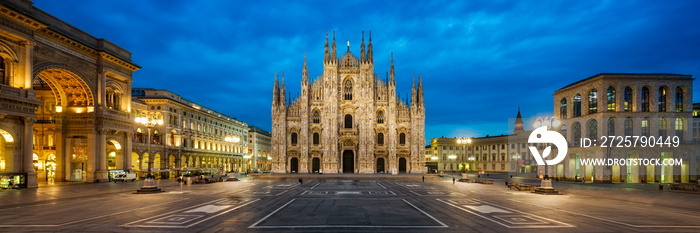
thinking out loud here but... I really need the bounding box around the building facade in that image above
[248,126,271,172]
[271,31,426,174]
[552,73,696,183]
[131,88,249,177]
[0,0,139,187]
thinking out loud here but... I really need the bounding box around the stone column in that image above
[22,117,37,188]
[125,132,132,171]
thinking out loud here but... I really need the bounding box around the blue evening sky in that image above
[33,0,700,142]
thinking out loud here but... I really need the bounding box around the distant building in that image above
[248,126,271,172]
[131,88,249,178]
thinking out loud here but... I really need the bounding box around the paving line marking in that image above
[249,198,448,229]
[121,198,228,226]
[248,199,296,228]
[409,190,422,196]
[376,182,388,190]
[0,199,187,228]
[508,199,700,228]
[470,199,574,228]
[310,182,321,189]
[275,190,289,196]
[126,199,259,228]
[437,199,574,229]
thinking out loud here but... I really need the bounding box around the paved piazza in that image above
[1,176,699,232]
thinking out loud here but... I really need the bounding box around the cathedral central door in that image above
[377,158,385,173]
[342,150,354,173]
[290,158,299,173]
[399,158,407,173]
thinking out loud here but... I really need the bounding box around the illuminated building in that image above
[271,31,426,174]
[248,126,271,172]
[131,88,249,177]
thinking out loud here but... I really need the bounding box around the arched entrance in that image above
[376,158,385,173]
[312,157,320,173]
[342,150,354,173]
[399,157,407,173]
[290,158,299,173]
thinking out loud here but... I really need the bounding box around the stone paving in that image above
[0,174,698,232]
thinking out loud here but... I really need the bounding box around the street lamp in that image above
[135,111,163,193]
[512,153,521,176]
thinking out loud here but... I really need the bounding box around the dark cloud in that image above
[33,0,700,142]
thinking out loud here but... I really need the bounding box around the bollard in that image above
[659,184,663,190]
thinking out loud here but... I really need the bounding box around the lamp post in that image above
[135,111,163,194]
[532,117,560,180]
[512,153,521,176]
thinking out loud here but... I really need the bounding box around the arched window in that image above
[344,79,353,100]
[588,120,597,139]
[377,111,384,124]
[676,87,684,112]
[588,89,597,114]
[641,86,650,112]
[624,86,633,112]
[573,122,581,146]
[573,94,581,117]
[607,118,615,136]
[153,130,161,145]
[560,98,567,119]
[675,118,684,141]
[291,133,298,145]
[377,133,384,145]
[344,114,352,129]
[312,110,320,124]
[641,118,649,137]
[659,118,668,137]
[399,133,406,145]
[624,118,633,137]
[313,133,319,145]
[607,86,616,112]
[658,87,667,112]
[136,128,144,143]
[0,56,5,84]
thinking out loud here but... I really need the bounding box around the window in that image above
[0,56,5,85]
[399,133,406,145]
[607,118,615,136]
[607,86,616,112]
[676,87,684,112]
[312,110,320,124]
[344,114,352,129]
[560,98,567,119]
[658,87,667,112]
[659,118,668,137]
[675,118,684,141]
[153,130,161,145]
[344,79,353,100]
[377,133,384,145]
[624,118,633,137]
[313,133,319,145]
[588,120,597,139]
[377,111,384,124]
[641,87,650,112]
[588,89,597,114]
[291,133,298,145]
[573,94,581,117]
[641,118,649,137]
[624,86,633,112]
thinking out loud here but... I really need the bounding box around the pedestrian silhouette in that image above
[453,177,455,184]
[422,176,425,182]
[299,178,303,185]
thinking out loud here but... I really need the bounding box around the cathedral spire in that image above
[302,52,308,83]
[331,30,337,63]
[514,107,524,133]
[324,31,330,63]
[273,72,279,105]
[418,74,423,106]
[280,72,286,107]
[360,31,366,62]
[411,73,416,106]
[367,30,373,63]
[389,52,395,85]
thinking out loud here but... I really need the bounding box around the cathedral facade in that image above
[271,31,426,174]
